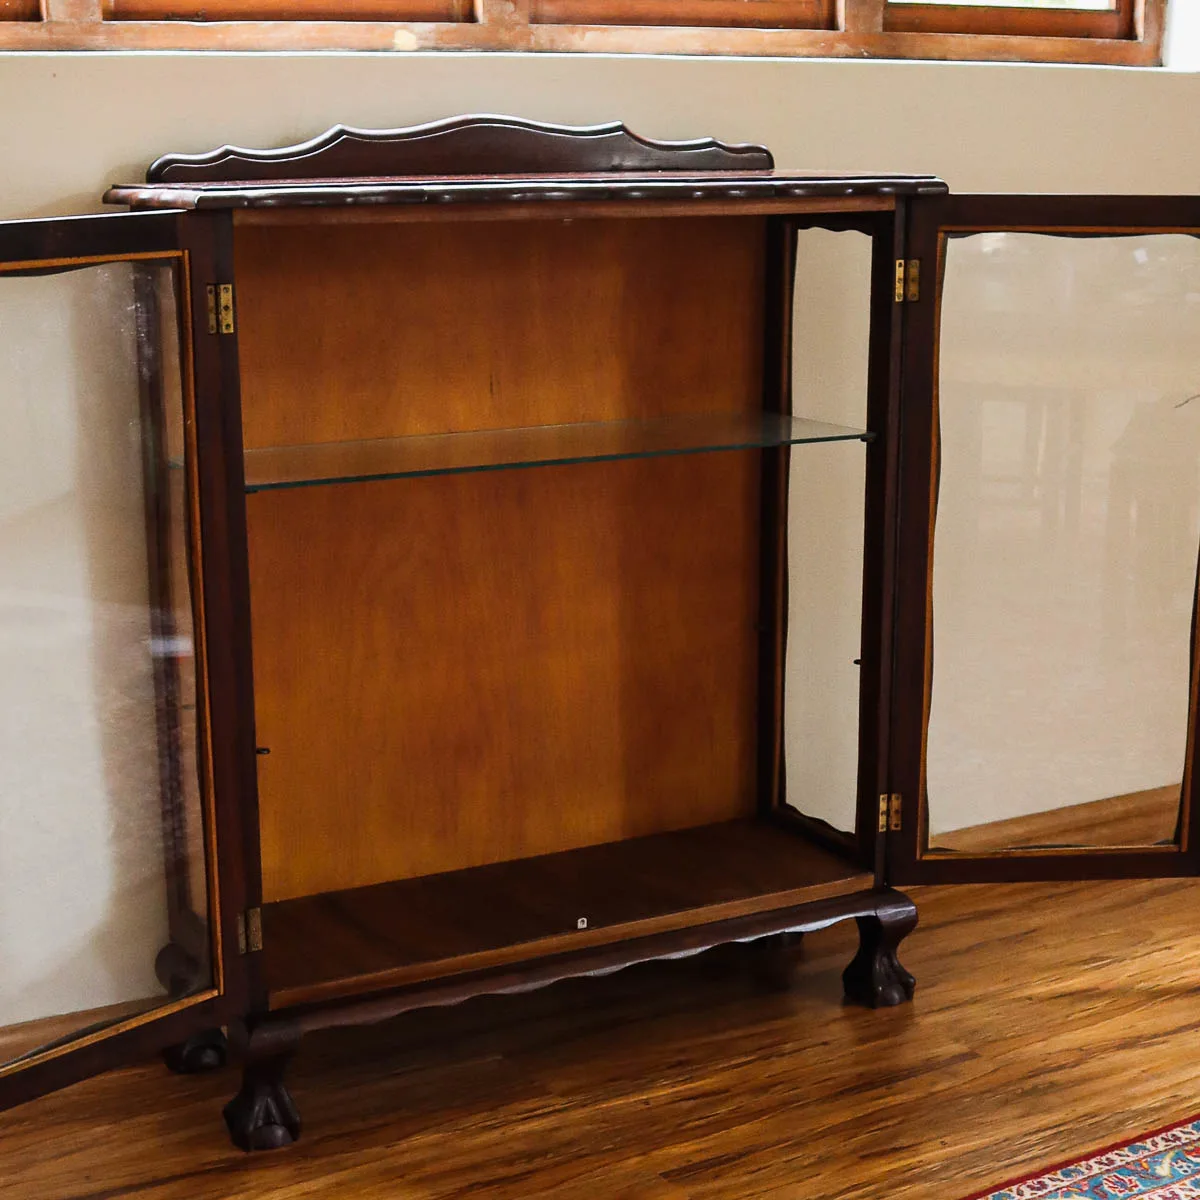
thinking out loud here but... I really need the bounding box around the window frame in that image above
[0,0,1168,76]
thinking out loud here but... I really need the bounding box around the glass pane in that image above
[242,411,868,493]
[0,259,212,1070]
[926,232,1200,853]
[891,0,1111,8]
[783,229,873,836]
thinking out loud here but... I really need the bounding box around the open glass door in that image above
[889,195,1200,885]
[0,212,241,1107]
[775,209,903,873]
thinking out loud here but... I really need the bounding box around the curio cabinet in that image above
[0,117,1197,1151]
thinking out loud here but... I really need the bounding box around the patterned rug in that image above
[963,1115,1200,1199]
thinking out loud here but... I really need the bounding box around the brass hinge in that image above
[879,793,903,833]
[236,907,263,955]
[894,259,920,303]
[905,259,920,303]
[206,283,235,335]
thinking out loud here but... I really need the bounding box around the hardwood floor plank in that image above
[3,879,1200,1199]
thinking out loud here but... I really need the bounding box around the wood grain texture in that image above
[233,216,765,449]
[262,821,870,1006]
[250,452,761,902]
[241,214,766,902]
[931,786,1181,854]
[5,877,1200,1197]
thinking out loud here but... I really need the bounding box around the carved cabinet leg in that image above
[223,1022,303,1152]
[842,890,918,1008]
[749,931,805,992]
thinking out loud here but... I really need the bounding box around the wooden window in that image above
[105,0,472,22]
[886,0,1132,40]
[0,0,1168,67]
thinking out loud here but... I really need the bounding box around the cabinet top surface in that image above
[102,115,948,211]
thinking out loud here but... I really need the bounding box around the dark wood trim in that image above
[932,193,1200,234]
[861,205,906,885]
[0,994,229,1110]
[182,211,264,1014]
[226,197,901,225]
[143,117,775,184]
[265,887,906,1038]
[0,210,182,269]
[885,190,1200,888]
[757,216,796,820]
[106,174,945,214]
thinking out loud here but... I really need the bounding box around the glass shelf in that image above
[242,412,870,493]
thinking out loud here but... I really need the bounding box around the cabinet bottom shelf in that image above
[262,818,871,1009]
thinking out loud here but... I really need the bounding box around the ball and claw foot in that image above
[749,931,806,992]
[163,1027,228,1075]
[842,890,918,1009]
[223,1023,302,1153]
[223,1069,301,1152]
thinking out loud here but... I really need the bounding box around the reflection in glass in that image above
[783,230,872,836]
[926,233,1200,852]
[891,0,1110,8]
[0,261,211,1070]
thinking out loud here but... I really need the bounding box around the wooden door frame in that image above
[887,192,1200,887]
[758,207,905,881]
[0,209,250,1109]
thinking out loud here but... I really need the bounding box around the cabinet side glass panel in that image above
[925,231,1200,854]
[782,228,872,837]
[0,259,214,1071]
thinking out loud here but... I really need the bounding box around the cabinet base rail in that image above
[222,885,918,1151]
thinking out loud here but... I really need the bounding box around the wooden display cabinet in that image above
[2,117,1199,1152]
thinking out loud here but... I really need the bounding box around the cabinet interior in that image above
[228,210,870,1002]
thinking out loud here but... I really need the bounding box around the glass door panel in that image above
[784,227,875,840]
[0,245,218,1075]
[927,230,1200,854]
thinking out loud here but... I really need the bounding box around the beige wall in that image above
[0,44,1199,1025]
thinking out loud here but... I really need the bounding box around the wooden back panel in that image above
[234,216,765,447]
[237,215,767,902]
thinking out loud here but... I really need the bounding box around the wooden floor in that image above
[4,878,1200,1199]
